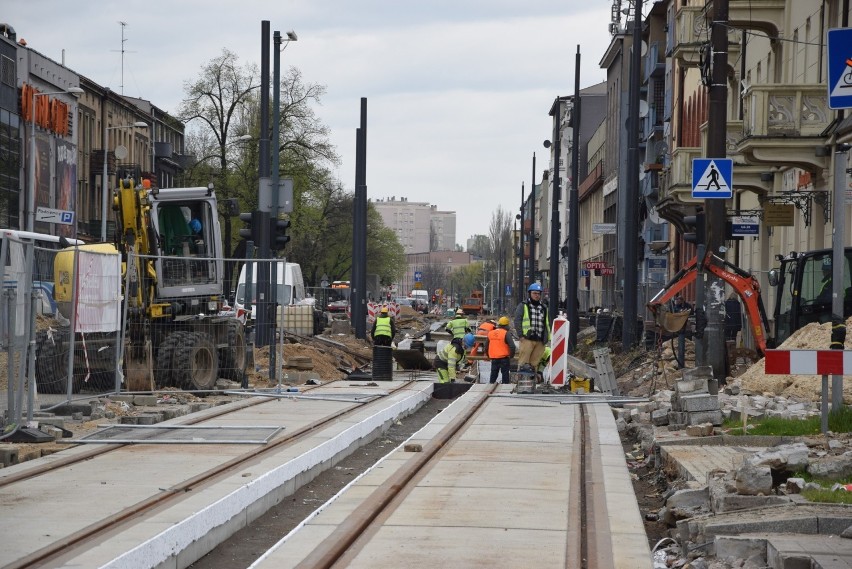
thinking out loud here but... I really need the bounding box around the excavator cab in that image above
[771,248,852,346]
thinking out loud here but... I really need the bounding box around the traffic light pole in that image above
[256,21,273,347]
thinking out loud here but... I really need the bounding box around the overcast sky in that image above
[7,0,620,247]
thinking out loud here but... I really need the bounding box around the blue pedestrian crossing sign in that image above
[828,28,852,109]
[692,158,733,199]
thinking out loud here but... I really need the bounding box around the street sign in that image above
[413,271,422,282]
[828,28,852,109]
[731,215,759,236]
[413,282,422,289]
[505,284,512,297]
[646,256,668,273]
[581,269,590,277]
[692,158,733,199]
[592,223,617,234]
[35,206,74,226]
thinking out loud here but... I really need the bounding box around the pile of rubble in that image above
[739,317,852,404]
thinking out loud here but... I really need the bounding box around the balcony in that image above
[727,0,785,37]
[661,146,702,205]
[644,41,666,82]
[737,84,831,173]
[668,6,740,66]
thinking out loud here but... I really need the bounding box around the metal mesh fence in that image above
[1,244,340,432]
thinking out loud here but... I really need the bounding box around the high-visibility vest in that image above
[521,303,549,338]
[374,315,393,338]
[487,328,510,359]
[446,317,468,338]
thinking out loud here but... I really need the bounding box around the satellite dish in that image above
[641,41,648,56]
[648,204,663,225]
[114,145,128,160]
[639,100,649,118]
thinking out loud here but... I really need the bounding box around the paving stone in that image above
[714,535,767,563]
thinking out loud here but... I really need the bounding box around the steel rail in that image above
[292,383,500,569]
[4,380,414,569]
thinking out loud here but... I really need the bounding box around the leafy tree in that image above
[176,49,405,289]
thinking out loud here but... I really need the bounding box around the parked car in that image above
[394,297,413,307]
[327,299,349,313]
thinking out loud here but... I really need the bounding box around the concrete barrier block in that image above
[680,394,720,413]
[0,444,19,466]
[687,410,722,426]
[675,378,709,395]
[133,395,158,407]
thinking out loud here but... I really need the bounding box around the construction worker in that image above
[370,305,396,347]
[513,282,550,372]
[486,316,516,384]
[434,337,466,383]
[471,318,496,357]
[537,345,551,383]
[446,309,470,339]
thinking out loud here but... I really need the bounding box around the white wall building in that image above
[373,197,457,254]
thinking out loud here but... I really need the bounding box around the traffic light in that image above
[270,217,291,251]
[683,211,705,245]
[239,211,261,242]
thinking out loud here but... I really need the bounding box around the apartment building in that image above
[372,196,457,254]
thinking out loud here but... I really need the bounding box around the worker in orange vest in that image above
[485,316,516,384]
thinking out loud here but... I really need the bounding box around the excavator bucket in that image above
[124,340,154,392]
[657,310,690,334]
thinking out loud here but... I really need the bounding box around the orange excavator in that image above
[647,254,771,355]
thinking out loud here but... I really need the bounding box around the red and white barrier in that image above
[764,350,852,376]
[549,314,569,385]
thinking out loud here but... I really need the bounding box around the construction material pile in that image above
[738,316,852,403]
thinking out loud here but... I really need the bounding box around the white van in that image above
[234,261,306,320]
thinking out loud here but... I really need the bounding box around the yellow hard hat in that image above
[498,316,510,326]
[380,305,388,313]
[456,309,464,316]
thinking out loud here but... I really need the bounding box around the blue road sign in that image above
[828,28,852,109]
[413,271,422,282]
[692,158,733,199]
[505,284,512,297]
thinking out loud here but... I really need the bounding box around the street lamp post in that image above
[27,87,83,232]
[102,121,148,241]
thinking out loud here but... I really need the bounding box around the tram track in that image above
[291,382,500,569]
[1,379,419,569]
[245,393,647,569]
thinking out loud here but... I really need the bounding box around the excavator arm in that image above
[648,254,770,354]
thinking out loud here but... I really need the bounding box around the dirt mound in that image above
[738,317,852,403]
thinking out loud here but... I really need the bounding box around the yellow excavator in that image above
[36,178,246,393]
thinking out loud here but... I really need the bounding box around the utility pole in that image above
[548,98,564,320]
[623,0,642,351]
[518,182,525,305]
[704,0,729,379]
[529,153,536,291]
[566,45,581,351]
[352,99,368,339]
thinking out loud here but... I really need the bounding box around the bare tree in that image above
[488,207,513,312]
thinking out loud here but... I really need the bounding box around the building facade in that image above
[372,196,457,254]
[6,23,185,242]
